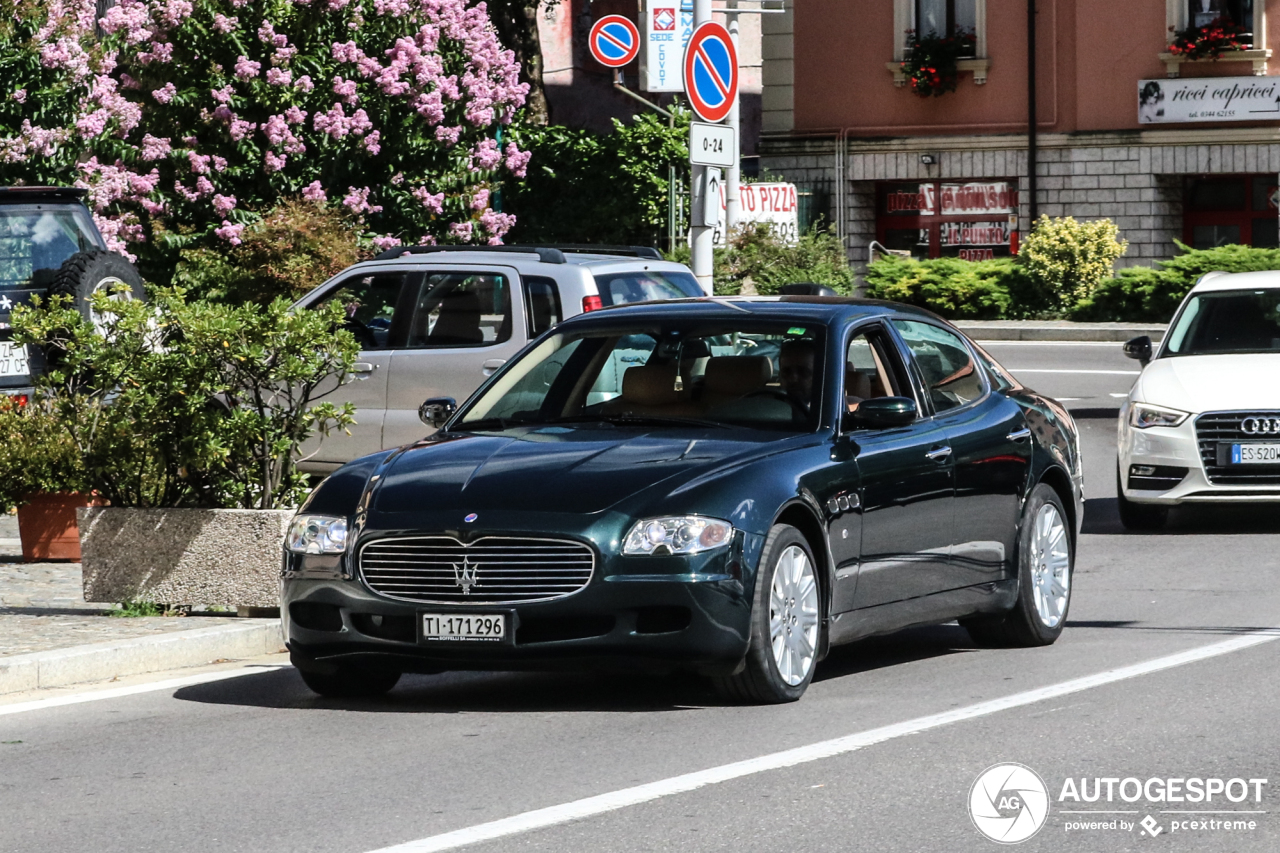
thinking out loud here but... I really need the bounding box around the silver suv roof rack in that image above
[512,244,664,260]
[372,244,664,263]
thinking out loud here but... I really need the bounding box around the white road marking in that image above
[0,665,289,717]
[1008,369,1140,375]
[1110,393,1129,398]
[366,628,1280,853]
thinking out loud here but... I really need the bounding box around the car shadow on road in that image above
[814,623,978,684]
[1083,498,1280,536]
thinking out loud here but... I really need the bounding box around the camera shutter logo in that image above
[969,763,1050,844]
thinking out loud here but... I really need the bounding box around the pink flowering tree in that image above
[0,0,530,272]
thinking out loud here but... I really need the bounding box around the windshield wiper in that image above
[549,414,729,430]
[451,417,523,431]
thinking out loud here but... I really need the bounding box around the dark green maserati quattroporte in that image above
[282,297,1082,703]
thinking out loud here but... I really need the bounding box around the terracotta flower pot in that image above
[17,492,102,562]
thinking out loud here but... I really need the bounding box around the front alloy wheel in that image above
[715,524,821,703]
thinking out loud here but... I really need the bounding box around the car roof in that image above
[1190,270,1280,293]
[344,251,692,276]
[555,295,945,328]
[0,186,89,201]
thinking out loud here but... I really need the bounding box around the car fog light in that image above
[623,516,734,556]
[285,514,348,554]
[1133,465,1156,476]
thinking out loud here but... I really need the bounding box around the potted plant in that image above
[10,288,358,606]
[900,28,978,98]
[0,396,97,561]
[1167,17,1250,61]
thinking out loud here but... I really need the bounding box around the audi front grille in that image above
[1195,411,1280,486]
[359,536,595,604]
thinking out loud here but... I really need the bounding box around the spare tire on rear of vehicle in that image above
[48,250,145,325]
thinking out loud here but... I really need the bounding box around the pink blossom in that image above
[187,151,211,175]
[152,82,177,104]
[333,77,359,105]
[449,221,473,241]
[140,135,171,161]
[272,47,297,66]
[212,156,227,172]
[372,234,401,250]
[479,209,516,240]
[391,172,405,186]
[374,0,414,15]
[434,125,461,146]
[257,20,276,43]
[504,142,531,178]
[283,106,307,125]
[211,85,234,105]
[266,68,292,86]
[264,151,287,172]
[470,189,490,211]
[412,187,445,214]
[138,42,174,65]
[469,138,502,172]
[302,181,327,203]
[11,90,26,104]
[158,0,193,28]
[212,14,238,34]
[99,2,154,45]
[342,186,382,214]
[195,176,214,196]
[416,234,438,246]
[294,75,315,92]
[213,194,237,215]
[215,220,245,246]
[362,131,381,155]
[229,118,256,141]
[234,56,261,80]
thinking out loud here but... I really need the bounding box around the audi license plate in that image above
[1231,443,1280,464]
[0,342,29,378]
[421,613,506,642]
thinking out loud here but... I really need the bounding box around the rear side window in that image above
[891,319,985,413]
[593,271,703,306]
[312,273,406,351]
[406,272,512,348]
[524,275,562,336]
[0,205,102,289]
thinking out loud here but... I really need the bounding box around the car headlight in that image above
[285,514,349,554]
[622,516,733,556]
[1129,403,1190,429]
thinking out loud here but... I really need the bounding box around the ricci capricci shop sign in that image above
[1139,77,1280,123]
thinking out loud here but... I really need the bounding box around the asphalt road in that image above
[2,343,1278,853]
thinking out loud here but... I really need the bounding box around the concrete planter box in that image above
[78,507,293,608]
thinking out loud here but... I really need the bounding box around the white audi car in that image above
[1117,270,1280,529]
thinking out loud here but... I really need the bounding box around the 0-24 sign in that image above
[689,122,735,168]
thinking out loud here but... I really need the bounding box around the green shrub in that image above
[12,289,359,509]
[712,223,855,296]
[863,255,1052,319]
[1019,216,1128,311]
[0,396,88,514]
[1074,242,1280,321]
[172,200,368,305]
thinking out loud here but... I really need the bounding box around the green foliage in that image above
[0,396,88,514]
[863,255,1051,320]
[11,289,359,509]
[667,223,854,296]
[172,199,368,305]
[1074,242,1280,321]
[505,112,691,246]
[900,29,978,97]
[1018,216,1129,311]
[107,600,165,618]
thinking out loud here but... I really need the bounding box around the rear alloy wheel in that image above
[714,524,821,703]
[962,483,1073,648]
[1116,467,1169,530]
[298,664,401,698]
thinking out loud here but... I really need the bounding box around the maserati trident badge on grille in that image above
[453,556,478,595]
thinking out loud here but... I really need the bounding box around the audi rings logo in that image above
[969,763,1051,844]
[1242,416,1280,435]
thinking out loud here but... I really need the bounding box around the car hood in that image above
[1136,354,1280,412]
[370,426,787,516]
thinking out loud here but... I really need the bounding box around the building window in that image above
[1189,0,1255,46]
[917,0,977,40]
[877,181,1018,261]
[1183,175,1279,250]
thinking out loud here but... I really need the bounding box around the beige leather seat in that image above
[600,364,699,416]
[702,356,772,408]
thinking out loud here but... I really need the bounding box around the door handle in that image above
[925,445,952,462]
[481,358,507,376]
[1006,427,1032,442]
[352,362,376,374]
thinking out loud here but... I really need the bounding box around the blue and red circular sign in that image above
[589,15,640,68]
[683,22,738,123]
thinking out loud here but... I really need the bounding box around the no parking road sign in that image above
[683,21,738,123]
[589,15,640,68]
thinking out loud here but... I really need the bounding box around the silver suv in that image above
[295,244,703,472]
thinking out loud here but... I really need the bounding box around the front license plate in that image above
[1231,443,1280,464]
[0,342,29,378]
[421,612,506,642]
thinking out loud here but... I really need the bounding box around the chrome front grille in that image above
[359,536,595,604]
[1195,411,1280,486]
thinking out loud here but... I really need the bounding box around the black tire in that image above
[962,483,1073,648]
[47,250,145,324]
[713,524,821,704]
[1116,467,1169,530]
[298,664,401,698]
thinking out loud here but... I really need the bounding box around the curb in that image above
[0,620,284,696]
[953,321,1167,342]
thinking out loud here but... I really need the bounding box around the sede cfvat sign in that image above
[713,182,799,246]
[1059,777,1268,803]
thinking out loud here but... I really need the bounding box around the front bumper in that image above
[1118,407,1280,504]
[282,530,760,677]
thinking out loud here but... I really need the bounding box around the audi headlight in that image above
[1130,403,1190,429]
[285,514,349,554]
[622,516,733,556]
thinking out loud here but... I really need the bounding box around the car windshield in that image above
[593,270,703,306]
[0,205,103,290]
[1164,289,1280,356]
[456,321,825,432]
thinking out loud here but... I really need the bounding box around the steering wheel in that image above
[342,317,379,350]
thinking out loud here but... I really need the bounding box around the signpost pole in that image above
[724,1,741,239]
[691,0,714,294]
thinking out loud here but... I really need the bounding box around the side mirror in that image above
[1123,335,1152,367]
[846,396,918,430]
[418,396,457,429]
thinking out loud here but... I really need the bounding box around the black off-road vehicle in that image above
[0,187,144,398]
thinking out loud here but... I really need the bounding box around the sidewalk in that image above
[953,320,1167,342]
[0,515,285,695]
